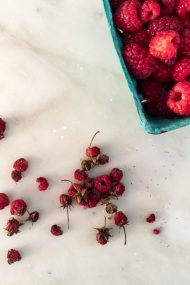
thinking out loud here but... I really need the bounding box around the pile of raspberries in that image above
[111,0,190,117]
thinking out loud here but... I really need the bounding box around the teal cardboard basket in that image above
[102,0,190,134]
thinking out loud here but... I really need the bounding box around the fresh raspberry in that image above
[13,158,28,172]
[140,0,160,23]
[74,169,88,181]
[147,16,183,36]
[0,193,10,210]
[36,177,49,191]
[122,30,150,47]
[5,218,22,236]
[11,170,22,182]
[167,82,190,115]
[0,117,6,140]
[141,79,163,102]
[7,249,21,265]
[112,182,126,196]
[83,178,94,189]
[51,225,63,236]
[105,202,118,214]
[123,43,156,79]
[146,213,156,223]
[10,199,27,216]
[171,57,190,82]
[151,62,171,82]
[160,0,176,15]
[86,146,100,158]
[179,29,190,57]
[98,154,109,165]
[26,211,39,223]
[111,0,126,10]
[153,228,160,234]
[86,192,100,208]
[95,218,112,245]
[177,0,190,18]
[94,175,112,193]
[113,0,142,33]
[149,31,180,60]
[157,94,175,118]
[114,211,128,245]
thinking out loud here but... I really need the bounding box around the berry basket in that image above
[102,0,190,134]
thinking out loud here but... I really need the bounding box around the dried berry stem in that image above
[61,179,73,184]
[66,206,70,230]
[104,216,107,228]
[123,226,127,246]
[89,131,100,147]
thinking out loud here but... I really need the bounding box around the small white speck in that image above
[110,98,113,102]
[52,129,57,133]
[61,135,64,139]
[79,66,84,71]
[61,126,67,130]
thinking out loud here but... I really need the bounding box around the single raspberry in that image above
[94,175,112,193]
[59,193,72,229]
[177,0,190,18]
[153,228,160,234]
[112,182,126,196]
[83,178,94,189]
[86,131,101,158]
[110,168,123,182]
[0,193,10,210]
[167,82,190,116]
[98,154,109,165]
[123,43,156,79]
[5,218,22,236]
[147,16,183,36]
[10,199,27,216]
[140,0,160,23]
[146,213,156,223]
[111,0,126,10]
[95,217,112,245]
[74,169,88,181]
[75,197,88,207]
[7,249,21,265]
[113,0,142,33]
[149,31,180,60]
[11,170,22,182]
[151,62,171,82]
[26,211,39,224]
[114,211,128,245]
[179,29,190,57]
[13,158,28,172]
[51,225,63,236]
[171,57,190,82]
[105,202,118,214]
[160,0,176,15]
[36,177,49,191]
[86,192,100,208]
[122,30,150,47]
[0,117,6,140]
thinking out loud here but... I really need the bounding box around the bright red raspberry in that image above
[10,199,27,216]
[74,169,88,181]
[140,0,160,23]
[86,192,100,208]
[83,178,94,189]
[177,0,190,18]
[146,213,156,223]
[113,0,142,33]
[7,249,21,265]
[36,177,49,191]
[111,0,126,10]
[171,57,190,82]
[110,168,123,182]
[114,211,128,227]
[5,218,22,236]
[11,170,22,182]
[160,0,176,15]
[149,31,180,60]
[0,117,6,140]
[0,193,9,210]
[147,16,183,36]
[123,43,156,79]
[86,146,100,158]
[98,154,109,165]
[122,30,150,47]
[153,228,160,234]
[51,225,63,236]
[152,62,171,82]
[94,175,112,193]
[167,82,190,116]
[26,211,39,223]
[13,158,28,172]
[179,29,190,57]
[112,182,126,196]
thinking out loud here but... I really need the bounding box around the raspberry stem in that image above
[66,206,69,230]
[123,226,127,246]
[89,131,100,147]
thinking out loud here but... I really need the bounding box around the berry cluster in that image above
[0,118,6,140]
[112,0,190,117]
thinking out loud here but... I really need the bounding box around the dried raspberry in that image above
[123,43,156,79]
[0,117,6,140]
[36,177,49,191]
[95,217,112,245]
[152,62,171,82]
[140,0,160,23]
[86,192,100,208]
[13,158,28,172]
[5,218,22,236]
[147,16,183,36]
[153,228,160,234]
[59,194,72,229]
[113,0,142,33]
[81,159,93,171]
[111,0,126,10]
[74,169,88,181]
[26,211,39,223]
[146,213,156,223]
[11,170,22,182]
[177,0,190,18]
[149,31,180,60]
[10,199,27,216]
[110,168,123,182]
[171,57,190,82]
[83,178,94,189]
[105,202,118,214]
[51,225,63,236]
[98,154,109,165]
[67,183,83,198]
[112,182,126,196]
[86,146,100,158]
[94,175,112,193]
[7,249,21,265]
[0,193,9,210]
[167,82,190,116]
[122,30,150,47]
[114,211,128,245]
[160,0,176,15]
[179,29,190,57]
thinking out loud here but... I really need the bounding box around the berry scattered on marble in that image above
[36,177,49,191]
[0,193,10,210]
[153,228,160,235]
[7,249,21,265]
[146,213,156,223]
[0,117,6,140]
[51,225,63,236]
[11,170,22,182]
[13,158,28,172]
[10,199,27,216]
[5,218,22,236]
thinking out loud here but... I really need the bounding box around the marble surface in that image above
[0,1,190,284]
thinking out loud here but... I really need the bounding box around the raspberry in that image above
[51,225,63,236]
[147,16,183,36]
[105,202,118,214]
[98,154,109,165]
[153,228,160,234]
[157,94,175,118]
[177,0,190,18]
[141,79,163,102]
[0,193,9,210]
[7,249,21,265]
[113,0,142,33]
[86,192,100,208]
[160,0,176,15]
[83,178,94,189]
[26,211,39,223]
[94,175,112,193]
[110,168,123,182]
[149,31,180,60]
[179,29,190,57]
[0,117,6,140]
[36,177,49,191]
[111,0,126,10]
[86,146,100,158]
[74,169,88,181]
[10,199,27,216]
[151,62,171,82]
[123,43,156,79]
[122,30,150,47]
[140,0,160,23]
[67,183,83,198]
[171,57,190,82]
[59,194,72,229]
[114,211,128,245]
[95,218,112,245]
[146,213,156,223]
[13,158,28,172]
[112,182,126,196]
[5,218,22,236]
[11,170,22,182]
[167,82,190,116]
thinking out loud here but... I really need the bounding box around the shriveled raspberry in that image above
[123,43,156,79]
[51,225,63,236]
[13,158,28,172]
[7,249,21,265]
[0,193,10,210]
[113,0,142,33]
[95,218,112,245]
[86,146,100,158]
[36,177,49,191]
[149,31,180,60]
[5,218,22,236]
[122,30,150,47]
[83,178,94,189]
[67,183,83,198]
[147,16,183,36]
[26,211,39,223]
[74,169,88,181]
[105,202,118,214]
[114,211,128,245]
[160,0,176,15]
[86,192,100,208]
[10,199,27,216]
[151,62,171,82]
[59,194,72,208]
[11,170,22,182]
[94,175,112,193]
[177,0,190,18]
[0,117,6,140]
[167,82,190,116]
[153,228,160,234]
[98,154,109,165]
[112,182,126,196]
[140,0,160,23]
[111,0,126,10]
[110,168,123,182]
[171,57,190,82]
[179,29,190,57]
[146,213,156,223]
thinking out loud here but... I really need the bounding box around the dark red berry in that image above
[153,228,160,235]
[151,62,171,83]
[5,218,22,236]
[110,168,123,182]
[86,192,100,208]
[140,0,160,23]
[13,158,28,172]
[176,0,190,18]
[95,217,112,245]
[171,57,190,82]
[0,117,6,140]
[112,182,125,196]
[74,169,88,181]
[147,16,183,36]
[146,213,156,223]
[0,193,10,210]
[26,211,39,223]
[86,146,100,158]
[114,211,128,245]
[83,178,94,189]
[179,29,190,57]
[98,154,109,165]
[122,30,150,47]
[10,199,27,216]
[59,194,72,229]
[51,224,63,236]
[160,0,176,15]
[36,177,49,191]
[94,175,112,193]
[11,170,22,182]
[7,249,21,264]
[111,0,126,10]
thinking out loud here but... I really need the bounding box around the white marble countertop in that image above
[0,1,190,284]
